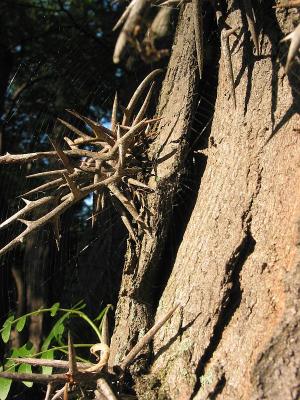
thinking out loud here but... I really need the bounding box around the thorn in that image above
[127,177,154,191]
[21,198,31,205]
[65,110,115,145]
[132,82,155,125]
[57,118,90,140]
[26,170,68,179]
[122,69,163,126]
[18,218,32,227]
[242,0,259,55]
[49,137,74,173]
[64,137,76,149]
[67,332,78,376]
[120,303,180,370]
[221,28,237,109]
[192,0,204,79]
[111,92,118,134]
[63,173,82,199]
[281,23,300,73]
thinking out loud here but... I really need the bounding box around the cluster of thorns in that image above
[113,0,300,108]
[0,304,179,399]
[0,0,299,396]
[0,69,163,257]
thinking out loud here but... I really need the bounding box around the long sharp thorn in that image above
[113,0,147,63]
[109,183,151,237]
[127,178,154,191]
[63,173,81,199]
[112,0,135,31]
[20,177,64,197]
[221,29,237,109]
[132,82,155,125]
[0,151,66,165]
[27,169,68,179]
[116,124,124,170]
[193,0,204,79]
[122,69,163,125]
[67,332,78,375]
[101,310,110,347]
[49,138,73,173]
[92,161,102,227]
[66,110,115,145]
[111,92,118,134]
[0,196,54,230]
[45,383,53,400]
[281,24,300,73]
[0,197,74,257]
[120,303,180,370]
[110,195,137,241]
[57,118,91,140]
[242,0,259,54]
[64,137,77,149]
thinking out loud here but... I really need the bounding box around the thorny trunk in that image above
[109,2,300,399]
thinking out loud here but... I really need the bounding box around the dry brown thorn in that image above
[242,0,259,54]
[65,110,116,146]
[132,82,155,125]
[192,0,204,79]
[49,138,74,173]
[0,196,55,230]
[281,23,300,72]
[1,305,179,398]
[122,69,163,125]
[119,303,179,370]
[0,71,160,256]
[110,194,138,241]
[113,0,148,63]
[111,92,119,134]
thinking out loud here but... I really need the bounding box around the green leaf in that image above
[50,302,60,317]
[72,300,86,311]
[0,377,12,400]
[17,342,34,358]
[42,312,71,351]
[2,316,14,328]
[53,321,65,342]
[94,308,106,322]
[1,316,14,343]
[16,316,27,332]
[18,364,33,388]
[41,349,54,375]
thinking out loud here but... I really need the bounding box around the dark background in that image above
[0,1,172,397]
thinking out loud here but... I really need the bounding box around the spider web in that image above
[0,28,128,323]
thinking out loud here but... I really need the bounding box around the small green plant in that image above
[0,301,111,400]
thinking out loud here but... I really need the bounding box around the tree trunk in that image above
[109,2,300,398]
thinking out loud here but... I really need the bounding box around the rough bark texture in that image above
[109,4,198,368]
[110,2,300,399]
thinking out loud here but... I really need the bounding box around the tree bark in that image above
[109,2,300,399]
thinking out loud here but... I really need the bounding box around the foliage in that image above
[0,301,111,400]
[0,0,123,155]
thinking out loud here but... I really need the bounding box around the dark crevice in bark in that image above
[192,229,256,397]
[210,373,226,399]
